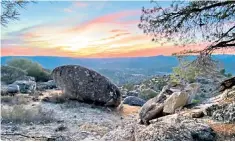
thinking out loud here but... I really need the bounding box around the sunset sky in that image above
[1,1,234,58]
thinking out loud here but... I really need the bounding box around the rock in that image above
[36,80,57,91]
[123,96,146,106]
[221,86,235,99]
[101,119,136,141]
[7,84,20,94]
[139,86,173,124]
[185,83,200,104]
[1,84,20,95]
[205,103,235,123]
[52,65,121,107]
[126,91,139,97]
[190,110,204,118]
[204,104,222,116]
[13,80,36,94]
[219,77,235,92]
[212,103,235,123]
[136,118,216,141]
[102,115,217,141]
[163,91,188,114]
[55,125,67,132]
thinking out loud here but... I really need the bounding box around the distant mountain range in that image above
[1,55,235,85]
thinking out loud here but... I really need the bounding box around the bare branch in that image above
[139,1,235,55]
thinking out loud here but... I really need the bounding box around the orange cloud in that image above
[1,46,75,57]
[2,7,233,58]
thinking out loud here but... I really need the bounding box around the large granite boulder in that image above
[52,65,121,107]
[13,80,36,94]
[123,96,146,106]
[139,82,201,124]
[102,114,217,141]
[163,91,188,114]
[139,86,173,124]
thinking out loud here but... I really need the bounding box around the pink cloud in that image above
[65,10,140,33]
[110,29,128,33]
[74,2,88,8]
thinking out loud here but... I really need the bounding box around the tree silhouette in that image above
[138,1,235,55]
[1,0,34,27]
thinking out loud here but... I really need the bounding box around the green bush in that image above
[220,68,233,78]
[170,60,200,84]
[139,89,159,100]
[1,65,27,84]
[6,58,51,82]
[227,73,233,78]
[123,83,135,91]
[191,99,200,104]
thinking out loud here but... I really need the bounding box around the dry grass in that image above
[41,91,67,103]
[1,95,32,105]
[209,123,235,136]
[1,104,55,124]
[118,104,141,117]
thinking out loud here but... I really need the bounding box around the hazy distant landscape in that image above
[1,55,235,85]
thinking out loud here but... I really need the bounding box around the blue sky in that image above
[3,1,224,58]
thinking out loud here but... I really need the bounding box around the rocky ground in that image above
[1,87,235,141]
[1,90,124,141]
[1,65,235,141]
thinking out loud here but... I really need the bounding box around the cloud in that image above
[2,6,232,58]
[64,8,73,13]
[74,2,88,8]
[110,29,128,33]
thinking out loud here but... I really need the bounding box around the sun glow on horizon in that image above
[1,1,234,58]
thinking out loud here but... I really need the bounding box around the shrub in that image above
[139,89,159,100]
[1,65,27,84]
[220,68,233,78]
[227,73,233,78]
[6,58,51,82]
[122,83,135,91]
[191,99,200,104]
[1,104,55,124]
[1,95,31,105]
[170,59,200,84]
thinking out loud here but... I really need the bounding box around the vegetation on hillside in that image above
[1,65,27,84]
[5,58,51,82]
[220,69,233,78]
[170,59,200,84]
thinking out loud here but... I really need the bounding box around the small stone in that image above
[55,125,67,132]
[191,111,204,118]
